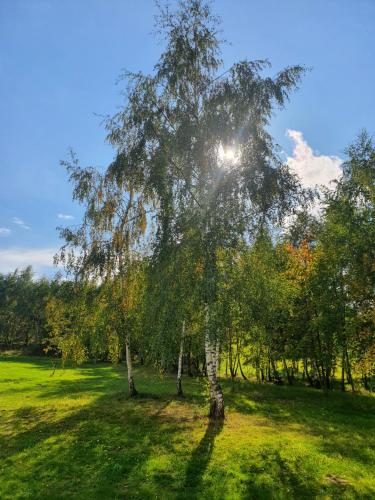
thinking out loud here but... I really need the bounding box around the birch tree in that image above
[56,151,148,396]
[103,0,304,418]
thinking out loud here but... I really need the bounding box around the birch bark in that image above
[177,320,185,396]
[125,335,137,397]
[204,305,225,419]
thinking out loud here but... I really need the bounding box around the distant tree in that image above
[45,281,97,366]
[0,267,50,351]
[316,132,375,390]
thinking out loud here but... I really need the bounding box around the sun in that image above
[218,144,240,165]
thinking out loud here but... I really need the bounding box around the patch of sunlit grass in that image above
[0,356,374,499]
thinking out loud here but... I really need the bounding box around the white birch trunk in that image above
[177,320,185,396]
[125,335,137,397]
[204,305,225,419]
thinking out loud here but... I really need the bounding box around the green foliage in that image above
[0,267,50,350]
[1,3,374,399]
[45,282,96,365]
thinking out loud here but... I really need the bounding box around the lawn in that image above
[0,356,374,499]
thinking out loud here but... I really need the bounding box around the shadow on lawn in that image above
[242,448,324,500]
[0,359,209,499]
[1,392,187,499]
[225,379,375,469]
[2,358,375,499]
[31,370,207,409]
[181,420,223,499]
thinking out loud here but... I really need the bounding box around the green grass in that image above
[0,356,374,499]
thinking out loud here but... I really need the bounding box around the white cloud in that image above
[0,248,57,274]
[12,217,30,230]
[0,228,11,236]
[286,129,342,189]
[57,213,74,220]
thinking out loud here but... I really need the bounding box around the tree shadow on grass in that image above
[224,380,375,489]
[180,419,224,499]
[0,390,189,499]
[242,448,327,500]
[1,357,216,499]
[2,358,374,498]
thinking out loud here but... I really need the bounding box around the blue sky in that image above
[0,0,374,276]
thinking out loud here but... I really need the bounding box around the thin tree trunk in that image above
[228,335,239,379]
[119,253,137,398]
[205,305,224,420]
[271,357,282,384]
[345,348,355,392]
[125,336,137,397]
[233,349,239,377]
[229,341,235,379]
[215,339,220,377]
[362,373,369,391]
[324,365,331,389]
[292,359,298,375]
[187,339,193,376]
[304,358,313,386]
[177,320,185,396]
[255,362,260,383]
[238,355,248,381]
[282,358,293,385]
[267,355,272,382]
[228,331,234,380]
[341,348,346,392]
[313,359,322,388]
[192,356,200,376]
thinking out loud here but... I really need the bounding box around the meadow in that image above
[0,355,374,499]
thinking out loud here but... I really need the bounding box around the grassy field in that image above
[0,356,374,499]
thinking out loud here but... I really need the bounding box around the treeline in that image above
[0,267,51,353]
